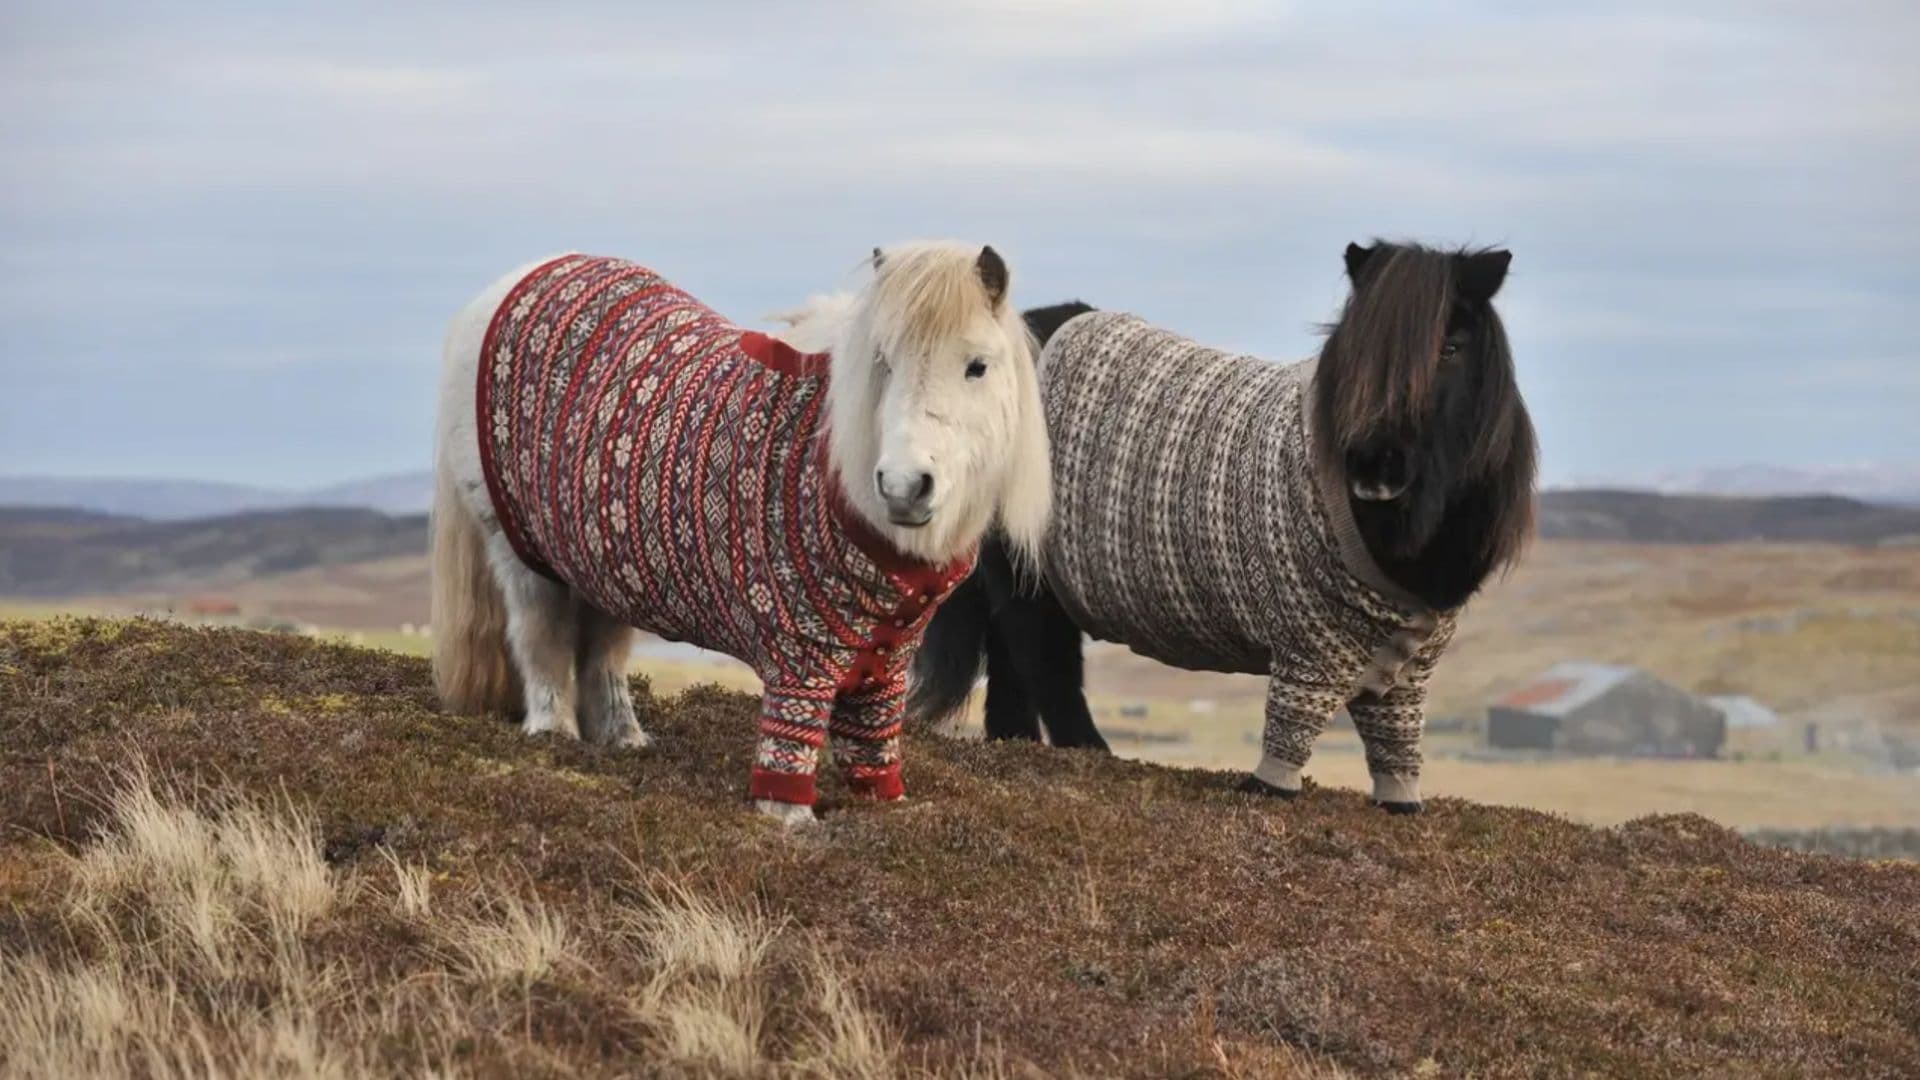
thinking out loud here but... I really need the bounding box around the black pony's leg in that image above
[976,539,1044,742]
[994,588,1109,753]
[982,624,1042,741]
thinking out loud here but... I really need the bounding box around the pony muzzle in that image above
[1347,445,1413,502]
[876,468,936,527]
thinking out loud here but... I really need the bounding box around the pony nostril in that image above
[876,470,935,509]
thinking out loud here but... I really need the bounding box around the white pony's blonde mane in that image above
[763,291,853,355]
[768,242,1050,569]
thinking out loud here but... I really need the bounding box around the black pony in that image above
[911,241,1537,809]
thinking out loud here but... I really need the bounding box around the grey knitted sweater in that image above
[1040,311,1456,803]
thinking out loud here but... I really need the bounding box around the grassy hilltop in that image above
[2,619,1917,1078]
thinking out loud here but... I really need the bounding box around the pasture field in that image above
[2,618,1917,1077]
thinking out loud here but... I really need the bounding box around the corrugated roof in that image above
[1498,678,1577,710]
[1706,694,1779,729]
[1494,662,1639,717]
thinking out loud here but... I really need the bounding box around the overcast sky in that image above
[2,1,1914,487]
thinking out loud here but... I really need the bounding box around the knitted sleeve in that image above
[1253,673,1353,794]
[1345,618,1456,805]
[829,674,908,801]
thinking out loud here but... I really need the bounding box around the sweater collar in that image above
[812,438,978,594]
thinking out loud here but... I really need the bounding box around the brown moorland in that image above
[2,619,1917,1078]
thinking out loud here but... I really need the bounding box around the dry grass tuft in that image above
[0,950,363,1080]
[612,882,914,1078]
[2,768,358,1079]
[0,761,939,1079]
[444,889,574,984]
[67,767,338,978]
[379,848,433,920]
[797,964,903,1080]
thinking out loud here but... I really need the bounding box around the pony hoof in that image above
[752,800,819,828]
[1236,775,1299,800]
[1374,799,1423,815]
[610,726,653,750]
[522,714,581,740]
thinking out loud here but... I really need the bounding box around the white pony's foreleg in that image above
[749,686,836,826]
[576,602,649,748]
[487,533,580,739]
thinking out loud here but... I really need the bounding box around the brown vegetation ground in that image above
[3,619,1918,1077]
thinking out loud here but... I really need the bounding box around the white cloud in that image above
[194,58,480,104]
[878,0,1290,59]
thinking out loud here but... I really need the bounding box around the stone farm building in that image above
[1487,662,1726,758]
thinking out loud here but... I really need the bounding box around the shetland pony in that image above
[912,241,1536,812]
[432,242,1050,824]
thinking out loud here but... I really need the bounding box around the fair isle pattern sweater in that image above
[478,255,974,806]
[1040,311,1455,803]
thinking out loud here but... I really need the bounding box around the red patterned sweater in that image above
[478,255,975,806]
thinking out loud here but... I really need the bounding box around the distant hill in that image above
[1565,464,1920,506]
[17,467,1916,525]
[1536,489,1920,545]
[0,506,426,597]
[3,489,1917,602]
[0,471,433,520]
[302,471,435,515]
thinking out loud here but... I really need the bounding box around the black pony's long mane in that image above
[1313,243,1537,607]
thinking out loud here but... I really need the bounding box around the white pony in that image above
[431,243,1049,824]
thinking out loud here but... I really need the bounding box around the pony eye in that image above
[965,357,988,379]
[1441,342,1460,360]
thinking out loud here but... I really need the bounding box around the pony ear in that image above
[977,245,1009,309]
[1344,242,1376,283]
[1458,249,1512,301]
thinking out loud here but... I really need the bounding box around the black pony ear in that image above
[1458,249,1512,300]
[977,245,1009,308]
[871,246,884,269]
[1344,242,1376,283]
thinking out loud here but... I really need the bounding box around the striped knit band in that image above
[1252,754,1304,793]
[844,763,905,801]
[750,768,817,806]
[1370,772,1420,805]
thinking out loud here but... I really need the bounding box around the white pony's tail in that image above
[430,465,516,715]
